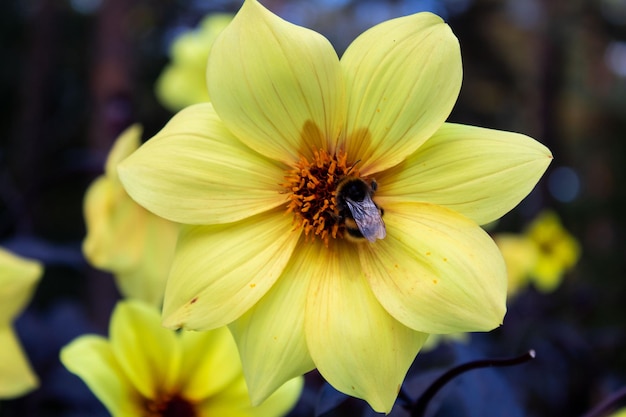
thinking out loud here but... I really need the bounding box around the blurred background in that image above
[0,0,625,415]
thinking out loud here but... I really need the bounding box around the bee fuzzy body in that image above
[335,177,386,242]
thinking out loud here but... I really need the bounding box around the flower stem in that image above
[407,349,536,417]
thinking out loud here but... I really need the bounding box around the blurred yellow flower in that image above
[83,124,178,307]
[0,247,42,398]
[494,235,538,296]
[60,300,302,417]
[610,408,626,417]
[155,14,233,112]
[119,0,552,412]
[495,211,580,295]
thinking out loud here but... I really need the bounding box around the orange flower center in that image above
[283,149,360,245]
[143,393,197,417]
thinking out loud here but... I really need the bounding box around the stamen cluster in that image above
[283,149,357,244]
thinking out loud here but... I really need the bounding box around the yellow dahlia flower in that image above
[118,0,552,412]
[496,210,580,295]
[60,300,302,417]
[155,14,233,112]
[0,247,42,398]
[83,124,178,306]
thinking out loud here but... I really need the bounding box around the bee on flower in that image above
[118,0,552,412]
[334,175,386,242]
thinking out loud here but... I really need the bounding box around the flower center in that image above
[143,393,197,417]
[283,149,360,244]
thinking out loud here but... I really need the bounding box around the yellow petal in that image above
[229,241,317,405]
[177,327,242,400]
[156,65,210,112]
[493,234,538,296]
[207,0,345,165]
[105,124,141,180]
[171,15,231,66]
[118,103,286,225]
[162,209,301,330]
[197,386,252,417]
[82,175,178,306]
[195,14,234,49]
[377,123,553,225]
[526,211,580,292]
[341,12,461,175]
[155,35,212,111]
[532,257,564,292]
[155,14,233,112]
[60,335,141,417]
[82,178,127,269]
[246,377,303,417]
[112,266,169,309]
[305,240,426,413]
[110,209,176,306]
[200,373,302,417]
[0,326,38,398]
[0,248,42,324]
[360,202,507,334]
[109,300,181,399]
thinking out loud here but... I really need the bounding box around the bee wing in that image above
[345,196,386,242]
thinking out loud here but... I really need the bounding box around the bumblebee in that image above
[335,176,386,242]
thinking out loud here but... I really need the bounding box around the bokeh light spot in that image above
[70,0,101,15]
[605,41,626,77]
[548,166,580,203]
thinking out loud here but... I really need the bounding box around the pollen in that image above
[283,149,357,245]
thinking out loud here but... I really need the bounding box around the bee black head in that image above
[336,177,371,203]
